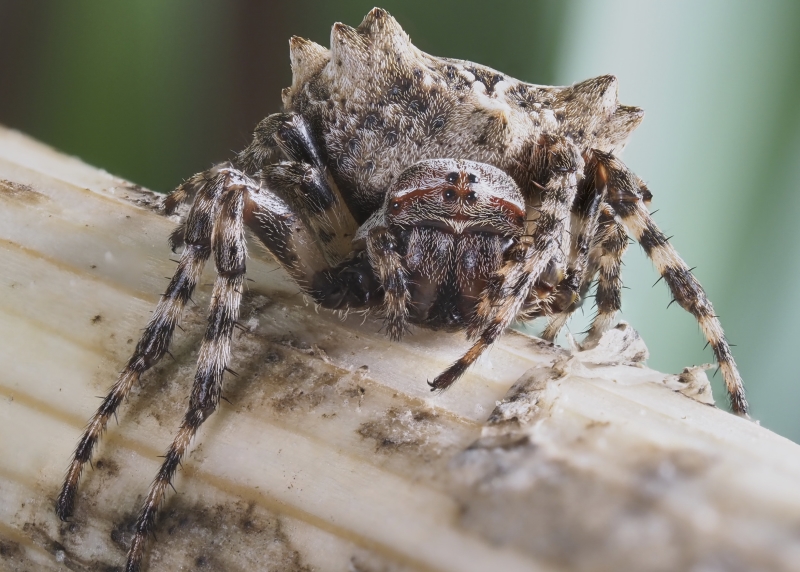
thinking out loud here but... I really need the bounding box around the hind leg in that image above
[594,151,748,416]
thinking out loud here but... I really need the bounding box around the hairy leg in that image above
[541,157,606,341]
[595,151,748,416]
[241,112,358,265]
[583,204,628,344]
[125,183,249,572]
[56,168,238,520]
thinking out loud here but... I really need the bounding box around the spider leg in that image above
[262,160,357,266]
[164,168,214,214]
[165,169,219,250]
[241,113,358,265]
[124,168,376,570]
[431,135,582,391]
[595,151,748,416]
[244,181,380,311]
[171,112,359,262]
[541,158,606,341]
[162,114,300,227]
[125,179,250,572]
[238,112,323,173]
[55,167,234,521]
[366,226,409,340]
[62,150,372,526]
[583,203,629,343]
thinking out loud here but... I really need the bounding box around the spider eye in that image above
[443,188,456,200]
[391,201,401,211]
[467,173,478,184]
[445,172,459,184]
[466,191,477,203]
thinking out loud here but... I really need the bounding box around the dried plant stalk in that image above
[1,125,799,572]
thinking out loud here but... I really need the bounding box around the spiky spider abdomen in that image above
[284,9,643,222]
[57,8,748,572]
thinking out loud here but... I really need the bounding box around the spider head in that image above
[385,159,525,237]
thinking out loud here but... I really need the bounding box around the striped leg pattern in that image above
[125,181,252,572]
[58,109,368,527]
[55,168,235,521]
[583,203,629,344]
[595,152,748,416]
[241,113,358,267]
[541,157,606,341]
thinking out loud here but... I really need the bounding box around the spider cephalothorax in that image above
[361,159,525,338]
[56,8,748,571]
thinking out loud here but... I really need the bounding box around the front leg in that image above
[168,112,359,264]
[583,203,629,344]
[125,170,379,569]
[431,135,582,391]
[56,166,233,521]
[244,183,379,311]
[241,112,359,266]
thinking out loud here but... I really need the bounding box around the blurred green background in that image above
[2,1,799,440]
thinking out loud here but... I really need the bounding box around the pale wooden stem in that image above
[1,125,799,572]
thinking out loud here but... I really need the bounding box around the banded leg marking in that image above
[597,153,748,415]
[125,185,249,572]
[541,158,606,341]
[55,171,237,520]
[240,112,358,265]
[584,204,628,343]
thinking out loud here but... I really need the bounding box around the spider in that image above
[55,8,748,571]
